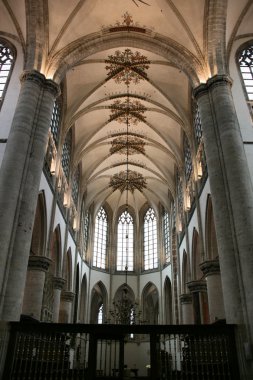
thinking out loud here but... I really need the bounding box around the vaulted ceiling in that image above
[1,0,252,217]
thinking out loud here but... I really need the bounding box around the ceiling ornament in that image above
[105,48,150,85]
[109,98,147,125]
[110,134,146,155]
[109,170,147,193]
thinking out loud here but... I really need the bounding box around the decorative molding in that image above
[200,259,220,276]
[61,291,75,303]
[20,70,60,97]
[28,255,51,272]
[179,293,192,304]
[187,280,207,293]
[193,74,233,99]
[52,277,66,290]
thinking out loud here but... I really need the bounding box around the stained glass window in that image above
[72,166,80,207]
[82,209,89,258]
[163,209,170,264]
[98,304,103,324]
[144,208,158,270]
[183,135,192,183]
[93,207,108,269]
[239,45,253,100]
[0,40,15,107]
[61,130,72,180]
[50,100,62,147]
[117,210,134,271]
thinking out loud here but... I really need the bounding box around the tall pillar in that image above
[179,294,193,324]
[0,70,59,320]
[200,259,225,323]
[187,280,209,324]
[52,277,65,323]
[59,291,75,323]
[194,75,253,339]
[22,255,51,320]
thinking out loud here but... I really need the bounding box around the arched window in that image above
[239,44,253,100]
[61,130,72,180]
[144,207,158,270]
[50,99,62,147]
[81,208,89,259]
[98,304,103,324]
[183,135,192,183]
[93,207,108,269]
[163,208,170,264]
[0,39,15,108]
[117,210,134,271]
[72,165,80,207]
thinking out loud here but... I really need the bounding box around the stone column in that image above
[22,255,51,321]
[59,291,75,323]
[52,277,65,323]
[200,259,225,323]
[187,280,209,324]
[194,75,253,338]
[179,294,193,324]
[0,70,59,320]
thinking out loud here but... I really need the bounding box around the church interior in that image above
[0,0,253,379]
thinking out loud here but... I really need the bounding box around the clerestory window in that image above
[0,39,15,109]
[61,130,72,180]
[93,207,108,269]
[163,209,170,264]
[239,44,253,101]
[117,210,134,271]
[144,207,158,270]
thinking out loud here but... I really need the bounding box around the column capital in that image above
[20,70,60,98]
[193,74,233,99]
[187,280,207,293]
[52,276,66,290]
[200,259,220,277]
[28,255,51,272]
[179,293,192,304]
[61,291,75,303]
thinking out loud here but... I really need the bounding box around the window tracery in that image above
[0,40,15,107]
[93,207,108,269]
[163,209,170,264]
[144,207,158,270]
[117,210,134,271]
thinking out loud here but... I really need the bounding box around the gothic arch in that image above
[192,228,202,280]
[164,276,172,324]
[142,282,159,324]
[90,281,108,324]
[182,250,190,293]
[50,224,62,276]
[205,195,219,260]
[62,247,73,291]
[30,191,47,257]
[73,263,80,323]
[79,273,87,323]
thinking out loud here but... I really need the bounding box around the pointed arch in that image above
[30,191,47,257]
[79,273,87,323]
[73,263,80,323]
[142,282,159,324]
[192,228,202,280]
[62,247,72,291]
[182,250,190,293]
[90,281,108,323]
[164,276,172,324]
[50,224,62,276]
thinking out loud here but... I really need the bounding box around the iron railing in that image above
[0,322,240,379]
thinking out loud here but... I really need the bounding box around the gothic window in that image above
[193,103,203,146]
[239,45,253,100]
[183,135,192,183]
[163,209,170,264]
[117,210,134,271]
[61,130,72,180]
[144,207,158,270]
[72,166,80,207]
[82,208,89,258]
[50,99,62,147]
[98,304,103,324]
[93,207,108,269]
[0,39,15,108]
